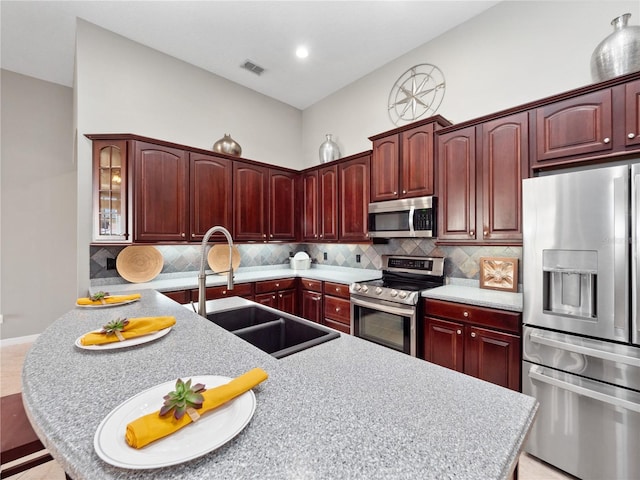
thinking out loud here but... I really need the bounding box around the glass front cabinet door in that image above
[92,139,129,241]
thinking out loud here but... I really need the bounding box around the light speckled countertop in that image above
[422,280,523,312]
[90,264,382,294]
[22,290,537,480]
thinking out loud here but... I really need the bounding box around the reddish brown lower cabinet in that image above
[299,278,323,324]
[190,282,254,302]
[323,281,350,334]
[423,299,521,392]
[161,289,191,304]
[255,278,297,315]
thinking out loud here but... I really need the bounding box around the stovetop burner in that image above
[350,255,445,305]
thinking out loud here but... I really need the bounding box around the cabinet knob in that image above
[463,311,469,318]
[263,234,266,238]
[191,233,195,237]
[629,133,637,139]
[336,307,340,312]
[275,283,280,287]
[181,233,186,237]
[315,234,318,238]
[470,331,477,338]
[279,294,283,298]
[320,234,323,238]
[393,191,397,195]
[272,295,276,300]
[483,230,488,236]
[222,290,227,295]
[402,190,406,194]
[270,234,273,238]
[603,137,611,144]
[456,329,462,335]
[470,230,475,236]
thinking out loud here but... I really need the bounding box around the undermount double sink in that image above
[206,305,340,358]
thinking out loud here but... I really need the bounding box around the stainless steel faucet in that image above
[198,226,234,317]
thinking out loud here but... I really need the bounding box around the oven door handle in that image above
[528,365,640,413]
[350,296,415,317]
[529,331,640,367]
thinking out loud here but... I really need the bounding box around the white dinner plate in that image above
[76,298,140,308]
[74,327,172,350]
[94,375,256,469]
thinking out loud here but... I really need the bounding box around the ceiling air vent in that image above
[241,60,265,76]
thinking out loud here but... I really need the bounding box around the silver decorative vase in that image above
[319,134,340,164]
[590,13,640,82]
[212,134,242,157]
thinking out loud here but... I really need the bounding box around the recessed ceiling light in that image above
[295,46,309,59]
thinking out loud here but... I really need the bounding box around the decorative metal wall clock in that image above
[388,63,446,125]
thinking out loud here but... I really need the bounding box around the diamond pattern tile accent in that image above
[89,241,522,283]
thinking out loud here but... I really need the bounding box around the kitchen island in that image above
[22,290,537,480]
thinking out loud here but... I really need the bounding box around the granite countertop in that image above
[422,281,523,313]
[22,290,537,480]
[90,264,382,295]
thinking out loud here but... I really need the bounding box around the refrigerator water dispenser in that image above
[542,250,597,319]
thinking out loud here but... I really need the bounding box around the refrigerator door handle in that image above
[613,175,629,332]
[528,365,640,413]
[530,331,640,367]
[633,167,639,344]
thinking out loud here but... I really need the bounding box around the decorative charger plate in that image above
[207,245,241,275]
[116,246,164,283]
[94,375,256,469]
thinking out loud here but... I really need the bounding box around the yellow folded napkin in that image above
[77,293,141,306]
[80,316,176,346]
[125,368,268,449]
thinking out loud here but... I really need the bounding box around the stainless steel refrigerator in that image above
[522,162,640,480]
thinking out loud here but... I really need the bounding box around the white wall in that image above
[301,0,640,167]
[0,70,76,339]
[74,20,304,296]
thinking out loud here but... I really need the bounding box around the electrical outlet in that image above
[323,252,328,260]
[106,258,117,270]
[356,254,361,263]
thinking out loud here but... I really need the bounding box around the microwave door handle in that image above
[408,206,415,236]
[528,365,640,413]
[529,331,640,367]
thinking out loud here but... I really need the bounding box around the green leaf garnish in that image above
[100,318,129,336]
[159,378,206,420]
[90,291,110,301]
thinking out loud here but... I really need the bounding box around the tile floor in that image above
[1,342,574,480]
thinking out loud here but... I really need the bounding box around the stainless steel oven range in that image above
[350,255,444,357]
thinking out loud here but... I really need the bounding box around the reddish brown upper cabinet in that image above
[437,126,477,241]
[233,162,269,241]
[480,112,527,242]
[437,112,527,244]
[626,79,640,149]
[301,165,338,242]
[370,116,450,202]
[92,139,129,242]
[269,169,297,241]
[533,89,613,165]
[234,162,296,242]
[339,153,370,242]
[189,152,233,241]
[423,299,521,392]
[133,141,188,242]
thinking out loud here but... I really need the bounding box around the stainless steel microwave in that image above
[368,196,436,238]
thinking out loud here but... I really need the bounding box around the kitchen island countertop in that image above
[22,290,537,480]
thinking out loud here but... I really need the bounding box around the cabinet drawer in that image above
[300,278,322,292]
[325,318,350,334]
[324,281,349,299]
[424,299,520,334]
[324,295,350,325]
[192,282,254,301]
[255,278,296,294]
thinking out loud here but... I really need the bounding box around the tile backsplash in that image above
[90,240,522,284]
